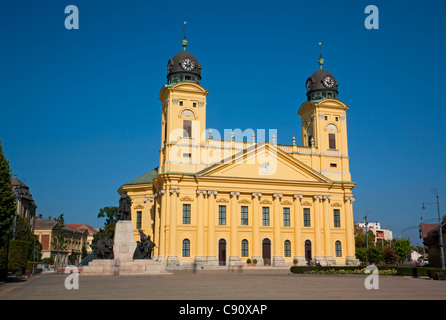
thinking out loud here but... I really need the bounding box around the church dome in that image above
[305,56,339,101]
[166,39,202,85]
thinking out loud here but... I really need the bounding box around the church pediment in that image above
[195,142,332,184]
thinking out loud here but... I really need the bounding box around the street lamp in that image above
[422,188,445,270]
[13,184,23,240]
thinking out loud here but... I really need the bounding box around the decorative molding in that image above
[281,200,293,205]
[134,204,144,209]
[180,196,194,202]
[155,189,166,197]
[331,202,343,207]
[260,199,272,204]
[216,198,229,203]
[301,201,312,206]
[238,199,251,204]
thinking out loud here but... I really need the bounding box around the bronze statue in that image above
[133,230,155,259]
[117,191,132,221]
[97,235,114,259]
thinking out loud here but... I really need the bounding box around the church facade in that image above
[118,38,358,267]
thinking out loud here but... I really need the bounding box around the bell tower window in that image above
[329,133,336,149]
[183,120,192,138]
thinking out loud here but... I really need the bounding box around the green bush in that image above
[8,240,32,274]
[289,265,445,278]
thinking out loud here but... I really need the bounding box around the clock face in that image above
[181,58,195,71]
[261,162,270,173]
[305,78,313,91]
[323,76,335,88]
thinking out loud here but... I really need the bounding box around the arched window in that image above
[335,241,342,257]
[182,239,190,257]
[241,239,249,257]
[284,240,291,257]
[181,109,195,118]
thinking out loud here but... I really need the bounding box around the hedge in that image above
[290,265,445,278]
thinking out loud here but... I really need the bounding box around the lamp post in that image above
[13,184,23,240]
[422,188,445,270]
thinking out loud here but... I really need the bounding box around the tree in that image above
[91,206,118,250]
[0,141,17,280]
[367,246,383,264]
[355,247,367,264]
[52,214,68,270]
[354,225,375,248]
[382,246,398,264]
[392,238,412,263]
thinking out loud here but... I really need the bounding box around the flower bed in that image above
[289,265,445,278]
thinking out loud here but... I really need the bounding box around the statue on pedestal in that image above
[117,191,132,221]
[133,230,156,259]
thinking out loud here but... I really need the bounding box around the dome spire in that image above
[318,42,324,69]
[182,21,188,51]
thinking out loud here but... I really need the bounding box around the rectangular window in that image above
[329,133,336,149]
[262,207,270,226]
[303,208,311,227]
[218,205,226,225]
[136,211,142,229]
[334,209,341,228]
[182,204,191,224]
[241,206,248,225]
[283,207,290,226]
[183,120,192,138]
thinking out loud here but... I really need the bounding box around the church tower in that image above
[298,52,351,182]
[158,36,209,173]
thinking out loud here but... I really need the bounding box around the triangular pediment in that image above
[196,142,332,184]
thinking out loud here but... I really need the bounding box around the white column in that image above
[206,190,218,266]
[195,190,206,265]
[273,193,286,266]
[229,191,241,265]
[293,194,306,265]
[167,188,180,266]
[251,192,262,265]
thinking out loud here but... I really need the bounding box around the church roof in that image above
[124,167,159,185]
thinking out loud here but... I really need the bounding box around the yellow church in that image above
[118,37,358,267]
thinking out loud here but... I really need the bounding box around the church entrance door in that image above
[218,239,226,266]
[262,238,271,263]
[305,240,312,262]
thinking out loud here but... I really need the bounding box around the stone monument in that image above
[81,192,168,275]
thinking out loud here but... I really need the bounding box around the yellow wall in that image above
[119,80,358,266]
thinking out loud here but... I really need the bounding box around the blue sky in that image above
[1,0,445,245]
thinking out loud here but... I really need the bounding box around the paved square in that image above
[1,269,445,300]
